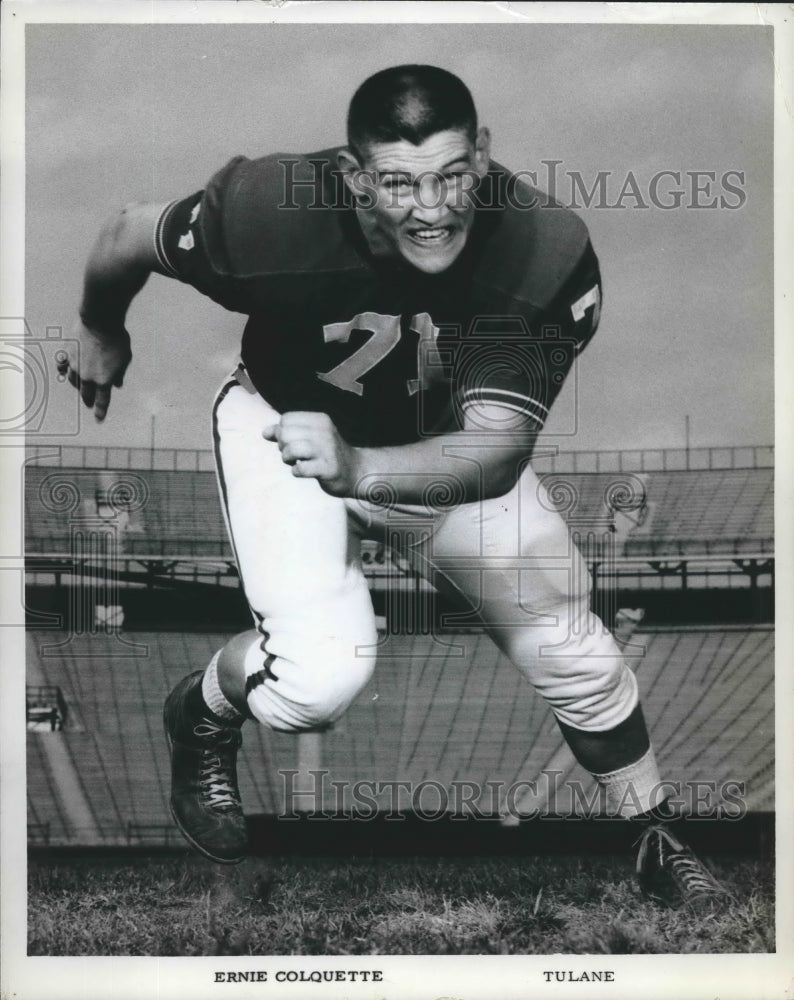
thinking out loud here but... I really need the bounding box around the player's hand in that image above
[262,412,360,497]
[60,319,132,422]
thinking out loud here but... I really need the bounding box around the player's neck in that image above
[353,207,394,259]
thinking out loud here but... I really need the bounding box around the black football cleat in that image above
[164,671,248,864]
[635,822,734,910]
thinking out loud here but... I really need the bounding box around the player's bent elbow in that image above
[96,202,167,272]
[479,467,519,500]
[470,438,535,501]
[101,202,142,246]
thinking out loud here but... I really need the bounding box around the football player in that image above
[63,65,729,908]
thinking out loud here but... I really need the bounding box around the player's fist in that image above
[61,318,132,422]
[262,411,360,497]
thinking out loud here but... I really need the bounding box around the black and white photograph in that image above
[1,2,791,998]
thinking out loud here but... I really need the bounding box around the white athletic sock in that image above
[591,746,662,818]
[201,650,243,722]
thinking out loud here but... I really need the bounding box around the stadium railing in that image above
[27,822,51,846]
[26,443,774,473]
[23,447,774,605]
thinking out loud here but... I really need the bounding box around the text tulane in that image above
[542,970,615,982]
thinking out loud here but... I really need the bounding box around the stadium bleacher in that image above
[25,461,773,561]
[26,736,71,843]
[625,468,773,556]
[25,467,230,558]
[26,622,773,840]
[24,447,775,844]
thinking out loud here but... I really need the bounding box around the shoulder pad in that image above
[473,163,591,308]
[202,149,363,277]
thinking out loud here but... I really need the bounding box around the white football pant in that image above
[213,377,639,737]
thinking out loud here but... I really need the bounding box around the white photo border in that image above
[2,3,791,998]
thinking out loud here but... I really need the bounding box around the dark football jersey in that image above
[155,149,602,447]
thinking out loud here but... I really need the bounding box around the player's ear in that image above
[337,148,370,199]
[473,127,491,178]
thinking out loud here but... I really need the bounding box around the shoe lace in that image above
[636,823,726,899]
[666,849,725,897]
[193,720,241,812]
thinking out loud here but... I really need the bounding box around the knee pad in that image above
[503,608,639,731]
[242,631,377,733]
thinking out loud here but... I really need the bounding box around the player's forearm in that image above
[79,204,158,330]
[353,432,530,504]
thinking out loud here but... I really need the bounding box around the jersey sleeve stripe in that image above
[153,200,181,278]
[459,390,548,425]
[459,387,549,414]
[460,398,547,425]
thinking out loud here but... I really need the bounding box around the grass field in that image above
[28,852,774,956]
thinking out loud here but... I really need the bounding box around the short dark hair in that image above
[347,65,477,161]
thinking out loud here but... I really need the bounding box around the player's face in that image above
[341,127,491,274]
